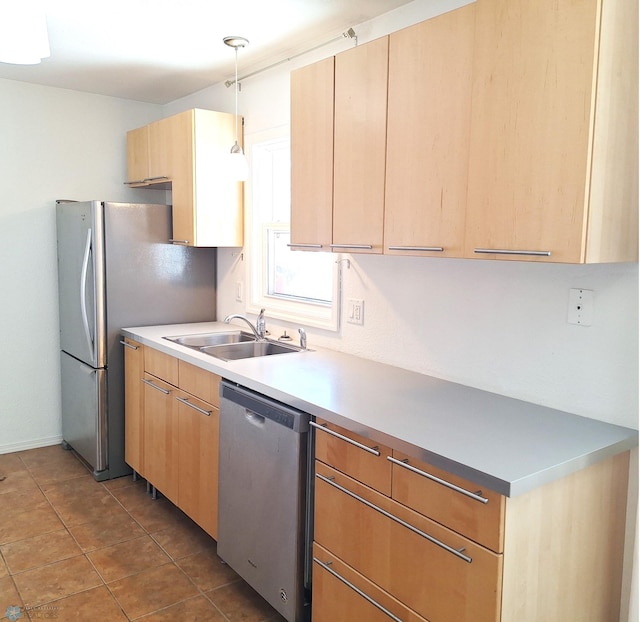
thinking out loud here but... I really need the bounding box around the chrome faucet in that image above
[224,308,266,340]
[298,327,307,350]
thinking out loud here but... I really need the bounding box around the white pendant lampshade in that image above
[0,1,50,65]
[223,36,249,181]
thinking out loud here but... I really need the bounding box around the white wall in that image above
[0,78,163,452]
[166,1,639,619]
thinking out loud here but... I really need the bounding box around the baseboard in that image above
[0,436,64,455]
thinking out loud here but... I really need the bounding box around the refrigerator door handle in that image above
[80,227,95,359]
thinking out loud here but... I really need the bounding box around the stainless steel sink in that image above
[164,331,255,349]
[202,340,304,361]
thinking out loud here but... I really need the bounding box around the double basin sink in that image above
[164,330,305,361]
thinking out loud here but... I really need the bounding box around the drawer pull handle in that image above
[120,340,139,350]
[313,557,404,622]
[387,456,489,505]
[176,396,212,416]
[387,246,444,252]
[316,472,472,563]
[141,378,170,395]
[169,239,190,245]
[474,248,551,257]
[329,244,374,250]
[287,243,324,249]
[310,421,380,456]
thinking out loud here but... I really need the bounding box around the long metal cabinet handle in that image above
[168,239,190,245]
[387,246,444,252]
[120,340,139,350]
[474,248,551,257]
[80,228,94,359]
[329,244,374,250]
[287,243,324,249]
[141,378,170,395]
[144,176,170,182]
[310,421,380,456]
[316,473,472,563]
[387,456,489,504]
[175,396,212,416]
[313,557,403,622]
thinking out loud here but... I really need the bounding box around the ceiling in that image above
[0,0,415,104]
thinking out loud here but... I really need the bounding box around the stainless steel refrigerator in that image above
[56,200,217,480]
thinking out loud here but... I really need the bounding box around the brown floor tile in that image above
[152,520,215,560]
[0,576,23,614]
[126,498,191,534]
[176,549,239,592]
[102,474,138,491]
[136,594,227,621]
[67,513,145,553]
[12,555,101,608]
[206,581,284,622]
[16,445,75,469]
[109,563,198,620]
[0,505,64,546]
[0,556,8,580]
[1,530,82,574]
[0,489,49,519]
[108,479,153,510]
[87,535,170,583]
[36,585,128,621]
[0,471,38,496]
[28,458,89,486]
[0,453,28,475]
[46,489,130,527]
[40,473,103,498]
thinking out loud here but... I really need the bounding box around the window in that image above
[245,127,340,330]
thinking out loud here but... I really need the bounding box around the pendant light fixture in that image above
[0,0,50,65]
[223,36,249,181]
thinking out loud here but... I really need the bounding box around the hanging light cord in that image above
[233,44,240,151]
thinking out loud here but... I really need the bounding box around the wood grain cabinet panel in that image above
[384,4,475,258]
[391,449,505,553]
[290,57,335,251]
[314,418,392,495]
[464,0,638,263]
[123,338,144,476]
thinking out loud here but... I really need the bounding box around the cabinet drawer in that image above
[178,360,220,406]
[312,542,428,622]
[313,418,392,495]
[391,451,505,553]
[315,462,502,622]
[144,347,179,386]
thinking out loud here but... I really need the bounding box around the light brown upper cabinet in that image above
[465,0,638,263]
[384,4,475,258]
[290,57,335,251]
[126,108,244,248]
[332,37,389,254]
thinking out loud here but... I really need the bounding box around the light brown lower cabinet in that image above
[124,343,220,539]
[312,419,630,622]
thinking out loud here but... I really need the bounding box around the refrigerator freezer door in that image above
[60,351,107,475]
[56,201,106,368]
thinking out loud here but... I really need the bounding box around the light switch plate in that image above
[347,298,364,325]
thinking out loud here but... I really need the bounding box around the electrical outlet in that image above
[347,298,364,325]
[235,281,244,302]
[568,288,594,326]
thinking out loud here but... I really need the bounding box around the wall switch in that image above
[568,288,594,326]
[235,281,244,302]
[347,298,364,325]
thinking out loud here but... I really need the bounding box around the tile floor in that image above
[0,445,285,621]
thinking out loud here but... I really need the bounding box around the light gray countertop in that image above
[122,321,638,497]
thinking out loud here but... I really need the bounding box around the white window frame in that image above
[244,126,340,331]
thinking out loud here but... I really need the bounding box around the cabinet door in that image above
[147,118,173,182]
[384,5,475,257]
[333,37,388,254]
[312,543,428,622]
[123,338,144,475]
[315,462,502,622]
[126,125,150,185]
[465,0,599,262]
[143,373,178,504]
[177,389,219,539]
[290,57,335,250]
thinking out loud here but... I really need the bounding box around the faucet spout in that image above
[223,310,266,340]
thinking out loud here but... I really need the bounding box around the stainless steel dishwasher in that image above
[218,381,312,622]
